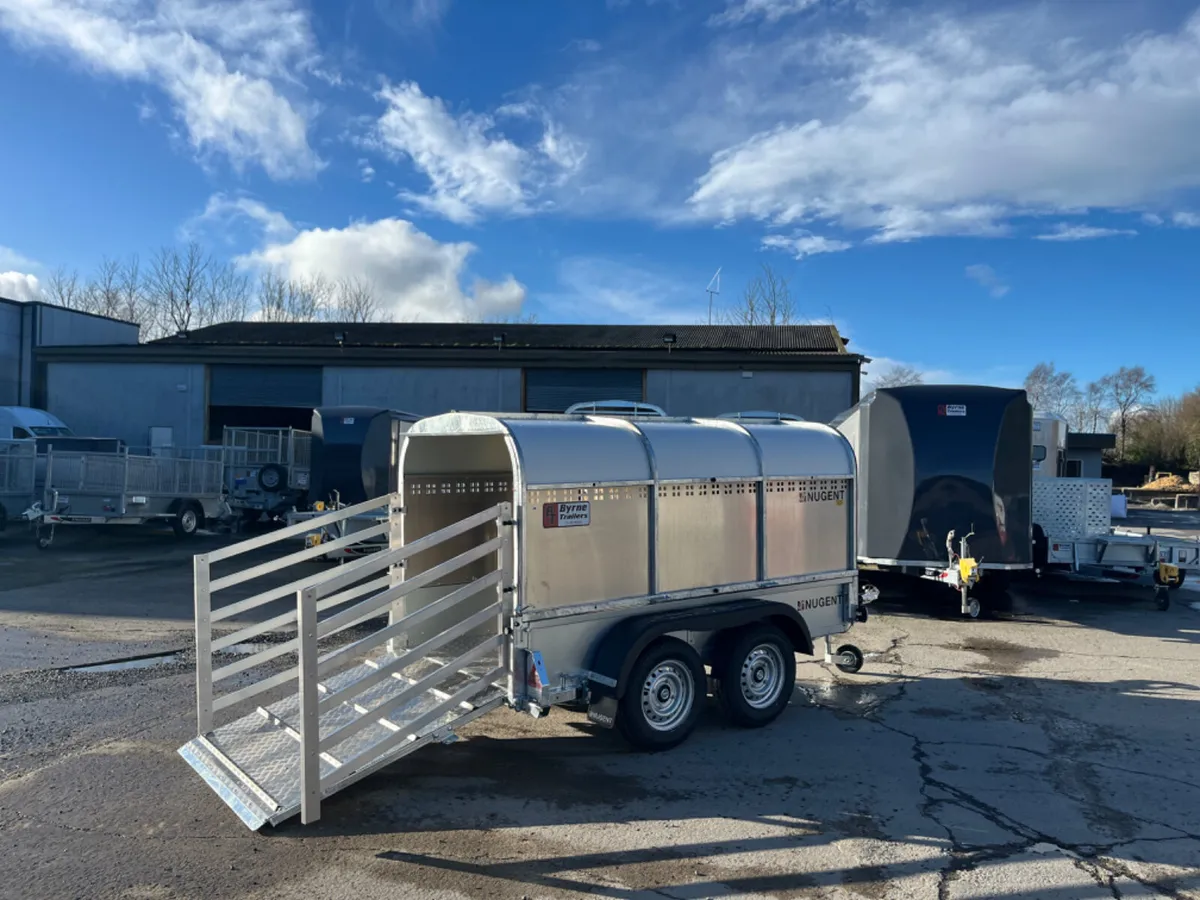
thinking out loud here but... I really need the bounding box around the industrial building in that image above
[35,321,864,448]
[0,298,138,408]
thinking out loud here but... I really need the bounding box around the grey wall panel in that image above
[323,366,521,414]
[45,362,206,447]
[210,365,322,407]
[0,303,20,405]
[524,368,643,412]
[35,306,139,346]
[647,369,854,422]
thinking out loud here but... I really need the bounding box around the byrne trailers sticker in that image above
[937,404,967,417]
[542,501,591,528]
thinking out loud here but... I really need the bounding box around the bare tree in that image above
[117,255,147,333]
[84,257,124,318]
[148,243,213,334]
[45,266,85,310]
[257,271,332,322]
[333,276,379,323]
[1069,380,1110,433]
[201,261,251,327]
[869,363,925,389]
[1106,365,1156,459]
[1024,362,1078,415]
[477,311,539,324]
[725,263,796,326]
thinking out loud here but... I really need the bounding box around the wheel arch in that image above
[587,599,814,702]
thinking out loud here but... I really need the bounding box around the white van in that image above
[0,407,73,441]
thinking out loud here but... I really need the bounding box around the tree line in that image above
[1025,361,1200,470]
[41,243,383,341]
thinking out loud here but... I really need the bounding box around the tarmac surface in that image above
[1,514,1199,900]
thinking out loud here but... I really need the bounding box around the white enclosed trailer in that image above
[179,411,873,829]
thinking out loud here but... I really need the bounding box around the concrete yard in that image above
[1,519,1199,900]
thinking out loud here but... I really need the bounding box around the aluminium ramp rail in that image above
[179,494,514,829]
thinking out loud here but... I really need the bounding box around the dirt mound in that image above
[1142,474,1200,492]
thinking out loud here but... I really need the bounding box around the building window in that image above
[1032,445,1047,462]
[1064,459,1082,478]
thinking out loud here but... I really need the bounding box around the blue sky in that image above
[0,0,1199,394]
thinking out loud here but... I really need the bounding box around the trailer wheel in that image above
[173,502,202,538]
[1154,587,1170,611]
[617,638,706,751]
[717,624,795,728]
[258,464,285,492]
[835,645,865,674]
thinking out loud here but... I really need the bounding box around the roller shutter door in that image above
[209,365,323,408]
[524,368,643,413]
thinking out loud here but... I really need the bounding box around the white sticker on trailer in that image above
[542,501,591,528]
[944,404,967,417]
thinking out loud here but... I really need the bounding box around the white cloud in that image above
[564,38,602,53]
[0,272,42,302]
[540,257,705,324]
[358,158,376,183]
[761,232,851,259]
[685,11,1200,242]
[193,192,297,243]
[1035,224,1137,242]
[0,0,321,179]
[709,0,819,27]
[373,81,583,224]
[229,202,526,321]
[965,264,1009,298]
[1173,211,1200,227]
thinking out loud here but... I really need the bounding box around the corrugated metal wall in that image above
[209,365,323,407]
[524,368,643,412]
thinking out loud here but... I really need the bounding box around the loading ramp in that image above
[179,495,513,829]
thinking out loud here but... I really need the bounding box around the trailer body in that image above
[181,410,871,829]
[223,427,311,518]
[0,439,36,527]
[31,446,227,545]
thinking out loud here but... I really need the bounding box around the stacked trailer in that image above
[179,410,875,829]
[0,439,36,530]
[1031,416,1199,609]
[223,427,312,522]
[30,446,227,547]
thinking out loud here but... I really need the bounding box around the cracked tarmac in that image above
[1,528,1199,899]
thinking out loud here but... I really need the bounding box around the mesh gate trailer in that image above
[179,410,875,829]
[0,439,36,530]
[223,427,312,521]
[28,446,228,548]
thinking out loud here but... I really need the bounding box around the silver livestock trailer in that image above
[179,410,874,829]
[0,439,36,530]
[29,446,227,547]
[223,427,312,521]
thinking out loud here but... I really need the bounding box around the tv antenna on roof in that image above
[706,268,721,325]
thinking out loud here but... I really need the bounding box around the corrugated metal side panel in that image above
[209,365,322,407]
[524,368,643,413]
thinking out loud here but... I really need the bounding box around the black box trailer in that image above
[832,385,1033,616]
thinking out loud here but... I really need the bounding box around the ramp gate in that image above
[180,493,514,828]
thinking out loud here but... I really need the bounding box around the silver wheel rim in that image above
[640,661,694,732]
[181,510,197,531]
[262,471,279,488]
[740,644,786,709]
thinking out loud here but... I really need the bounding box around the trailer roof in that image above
[405,412,855,486]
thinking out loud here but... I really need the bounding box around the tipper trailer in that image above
[179,410,874,829]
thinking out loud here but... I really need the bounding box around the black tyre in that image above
[835,644,865,674]
[617,638,706,751]
[1032,524,1048,573]
[1155,587,1171,611]
[173,502,202,538]
[257,464,285,492]
[717,624,796,728]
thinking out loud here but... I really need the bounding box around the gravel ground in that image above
[1,521,1199,900]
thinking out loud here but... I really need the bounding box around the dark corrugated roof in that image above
[1067,432,1117,451]
[152,322,849,354]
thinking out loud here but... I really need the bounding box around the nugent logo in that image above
[797,595,840,611]
[798,488,845,504]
